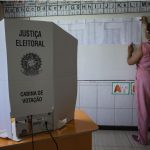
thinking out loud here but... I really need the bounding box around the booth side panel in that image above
[0,19,12,139]
[53,24,78,129]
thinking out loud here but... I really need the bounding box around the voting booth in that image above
[0,19,77,141]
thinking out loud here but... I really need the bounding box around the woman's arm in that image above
[127,44,143,65]
[127,16,148,65]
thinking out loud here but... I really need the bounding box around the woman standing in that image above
[127,16,150,145]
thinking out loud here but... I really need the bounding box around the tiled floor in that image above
[92,130,150,150]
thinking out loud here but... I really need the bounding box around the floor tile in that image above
[94,130,132,147]
[92,131,96,146]
[92,130,150,150]
[93,146,105,150]
[93,146,133,150]
[133,148,150,150]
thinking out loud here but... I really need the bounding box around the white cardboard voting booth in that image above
[0,19,77,141]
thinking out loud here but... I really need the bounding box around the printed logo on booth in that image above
[21,53,42,76]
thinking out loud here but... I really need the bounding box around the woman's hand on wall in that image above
[128,43,134,54]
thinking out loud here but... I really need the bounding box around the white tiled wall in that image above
[97,109,115,125]
[76,81,136,126]
[133,108,138,126]
[115,109,133,126]
[80,85,97,108]
[98,85,115,108]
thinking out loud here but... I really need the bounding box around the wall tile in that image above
[132,108,137,126]
[115,95,133,109]
[98,85,115,108]
[115,109,132,126]
[133,96,136,109]
[76,85,80,108]
[97,109,115,125]
[80,85,97,108]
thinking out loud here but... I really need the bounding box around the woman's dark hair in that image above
[147,23,150,34]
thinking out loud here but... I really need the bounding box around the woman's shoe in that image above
[132,134,140,143]
[132,134,148,145]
